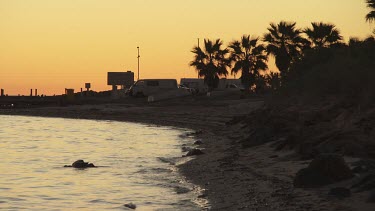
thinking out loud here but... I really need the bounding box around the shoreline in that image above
[0,95,263,210]
[1,95,374,210]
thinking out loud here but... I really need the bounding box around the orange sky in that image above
[0,0,373,95]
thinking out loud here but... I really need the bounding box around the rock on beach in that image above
[294,154,353,188]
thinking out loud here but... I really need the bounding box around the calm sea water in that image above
[0,115,200,210]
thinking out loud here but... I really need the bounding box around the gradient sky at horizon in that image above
[1,0,373,95]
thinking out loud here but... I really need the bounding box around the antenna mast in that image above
[137,46,140,80]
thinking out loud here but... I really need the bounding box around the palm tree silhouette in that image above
[366,0,375,23]
[189,39,230,89]
[228,35,268,90]
[304,22,343,48]
[265,72,281,91]
[263,21,307,78]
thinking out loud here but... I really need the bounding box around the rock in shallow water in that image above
[194,140,203,145]
[124,203,136,209]
[174,186,191,194]
[64,160,96,168]
[185,130,203,137]
[181,146,192,152]
[186,148,204,156]
[198,193,207,198]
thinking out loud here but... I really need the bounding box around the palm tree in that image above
[263,21,307,78]
[303,22,343,48]
[189,39,230,89]
[265,72,281,91]
[366,0,375,23]
[228,35,268,90]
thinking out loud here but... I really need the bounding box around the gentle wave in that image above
[0,115,199,210]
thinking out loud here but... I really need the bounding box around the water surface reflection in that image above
[0,115,198,210]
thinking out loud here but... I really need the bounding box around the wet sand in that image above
[1,93,374,210]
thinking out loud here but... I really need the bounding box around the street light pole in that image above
[137,46,140,80]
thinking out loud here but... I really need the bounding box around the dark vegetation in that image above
[190,1,374,95]
[195,1,375,161]
[282,37,375,104]
[232,38,375,160]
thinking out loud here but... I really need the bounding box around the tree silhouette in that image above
[366,0,375,23]
[228,35,268,90]
[304,22,343,48]
[263,21,307,78]
[189,39,230,89]
[265,72,281,91]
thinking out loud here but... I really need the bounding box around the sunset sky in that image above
[0,0,373,95]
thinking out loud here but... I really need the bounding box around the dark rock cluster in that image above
[294,154,353,188]
[186,148,204,156]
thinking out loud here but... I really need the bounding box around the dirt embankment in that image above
[234,99,375,159]
[217,98,375,210]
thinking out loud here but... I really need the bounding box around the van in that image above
[129,79,178,97]
[217,78,243,90]
[180,78,208,94]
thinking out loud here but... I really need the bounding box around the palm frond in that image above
[366,11,375,22]
[366,0,375,22]
[304,22,343,48]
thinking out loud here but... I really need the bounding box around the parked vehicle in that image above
[178,84,193,93]
[180,78,208,94]
[217,78,243,90]
[226,84,245,91]
[128,79,178,97]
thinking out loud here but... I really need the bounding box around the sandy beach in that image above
[1,92,374,211]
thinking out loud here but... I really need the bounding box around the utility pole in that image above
[137,46,140,80]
